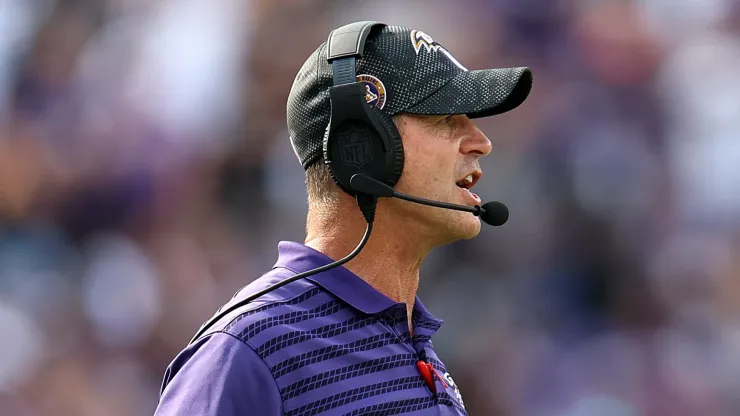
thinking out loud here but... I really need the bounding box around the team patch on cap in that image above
[356,74,386,110]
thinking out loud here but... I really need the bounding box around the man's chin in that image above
[458,220,482,240]
[434,217,482,246]
[390,201,483,244]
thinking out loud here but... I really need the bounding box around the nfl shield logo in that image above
[339,127,373,168]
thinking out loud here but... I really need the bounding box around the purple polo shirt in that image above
[155,242,468,415]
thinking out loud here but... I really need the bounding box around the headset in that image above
[322,21,403,204]
[188,21,507,345]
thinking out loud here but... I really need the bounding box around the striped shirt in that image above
[155,241,468,415]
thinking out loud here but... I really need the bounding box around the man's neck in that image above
[305,206,428,331]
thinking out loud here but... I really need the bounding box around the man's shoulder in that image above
[156,329,284,414]
[202,268,346,349]
[157,268,345,411]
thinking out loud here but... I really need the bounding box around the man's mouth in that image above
[455,171,481,190]
[455,171,482,204]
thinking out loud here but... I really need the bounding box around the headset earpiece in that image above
[323,83,403,196]
[367,106,404,186]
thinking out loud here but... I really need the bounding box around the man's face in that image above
[388,113,493,245]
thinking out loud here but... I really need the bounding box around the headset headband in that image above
[327,21,387,86]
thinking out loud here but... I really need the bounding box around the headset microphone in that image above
[349,174,509,226]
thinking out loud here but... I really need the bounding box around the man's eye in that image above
[429,115,455,133]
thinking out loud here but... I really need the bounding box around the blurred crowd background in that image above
[1,0,739,415]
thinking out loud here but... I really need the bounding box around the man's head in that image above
[289,24,532,246]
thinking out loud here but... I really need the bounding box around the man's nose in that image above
[459,119,492,157]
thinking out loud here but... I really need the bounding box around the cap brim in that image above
[405,67,532,118]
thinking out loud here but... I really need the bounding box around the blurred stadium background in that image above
[1,0,740,415]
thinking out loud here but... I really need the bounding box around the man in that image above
[155,22,531,415]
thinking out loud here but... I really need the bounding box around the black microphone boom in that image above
[349,174,509,226]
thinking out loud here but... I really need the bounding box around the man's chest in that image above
[264,331,468,416]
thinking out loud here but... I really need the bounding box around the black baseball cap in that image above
[287,24,533,170]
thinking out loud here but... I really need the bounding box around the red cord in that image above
[428,363,448,388]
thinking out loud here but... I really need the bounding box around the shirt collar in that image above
[273,241,442,328]
[412,296,444,331]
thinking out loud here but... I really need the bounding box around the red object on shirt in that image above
[416,360,447,393]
